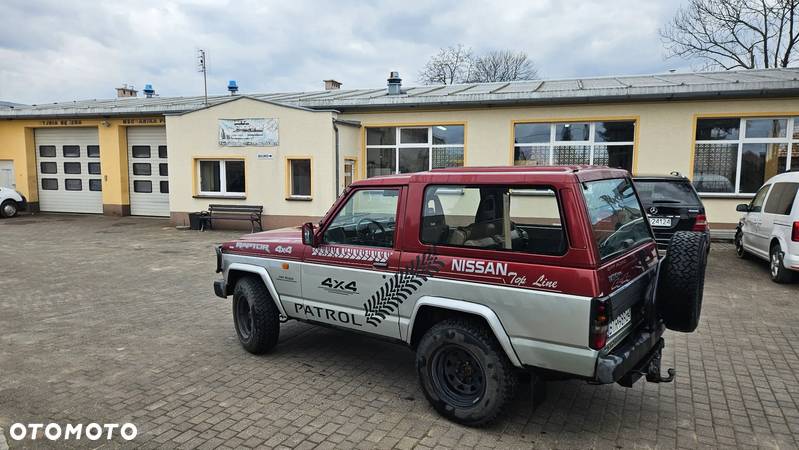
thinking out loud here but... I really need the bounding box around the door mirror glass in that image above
[302,222,316,247]
[736,203,750,212]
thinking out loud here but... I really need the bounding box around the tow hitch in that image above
[617,338,675,387]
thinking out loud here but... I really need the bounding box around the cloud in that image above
[0,0,689,104]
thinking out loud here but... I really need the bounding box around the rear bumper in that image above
[18,195,28,211]
[784,251,799,271]
[594,324,665,384]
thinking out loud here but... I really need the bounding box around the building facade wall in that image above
[342,97,799,227]
[165,97,339,227]
[0,117,165,214]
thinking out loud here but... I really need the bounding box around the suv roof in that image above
[353,165,631,187]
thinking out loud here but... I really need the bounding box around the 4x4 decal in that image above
[363,252,443,327]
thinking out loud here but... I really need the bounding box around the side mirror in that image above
[302,222,317,247]
[736,204,750,213]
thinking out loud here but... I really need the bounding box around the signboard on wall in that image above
[218,118,279,147]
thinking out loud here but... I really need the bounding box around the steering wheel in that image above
[356,218,386,242]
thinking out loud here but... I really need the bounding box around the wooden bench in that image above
[204,204,263,232]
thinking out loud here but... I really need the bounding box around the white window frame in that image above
[365,125,465,177]
[694,117,798,196]
[513,121,635,167]
[287,157,313,199]
[196,159,245,197]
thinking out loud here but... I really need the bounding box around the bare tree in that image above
[417,45,474,84]
[469,50,539,82]
[661,0,799,70]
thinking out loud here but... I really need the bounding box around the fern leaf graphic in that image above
[363,250,443,326]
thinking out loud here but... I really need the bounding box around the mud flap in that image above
[617,338,675,388]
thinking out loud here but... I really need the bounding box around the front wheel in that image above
[415,319,517,426]
[734,230,750,259]
[232,277,280,354]
[770,245,796,284]
[0,200,18,218]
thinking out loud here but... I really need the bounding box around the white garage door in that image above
[35,128,103,213]
[127,127,169,216]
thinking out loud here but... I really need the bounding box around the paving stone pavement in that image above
[1,215,798,449]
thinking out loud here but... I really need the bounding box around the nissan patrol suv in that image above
[213,166,708,425]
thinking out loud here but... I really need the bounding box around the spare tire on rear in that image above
[656,231,708,333]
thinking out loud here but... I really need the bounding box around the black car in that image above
[633,174,710,251]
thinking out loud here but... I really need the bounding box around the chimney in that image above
[228,80,239,95]
[323,79,342,90]
[387,71,402,95]
[115,84,137,98]
[143,84,156,98]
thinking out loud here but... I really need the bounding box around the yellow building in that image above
[1,68,798,234]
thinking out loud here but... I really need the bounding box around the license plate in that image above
[648,217,672,227]
[608,308,632,337]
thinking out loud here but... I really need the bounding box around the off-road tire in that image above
[770,244,797,284]
[0,199,18,218]
[232,276,280,354]
[656,231,708,333]
[416,319,517,426]
[734,229,751,259]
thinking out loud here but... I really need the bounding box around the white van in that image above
[735,171,799,283]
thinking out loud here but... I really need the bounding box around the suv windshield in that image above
[635,179,701,206]
[582,177,653,260]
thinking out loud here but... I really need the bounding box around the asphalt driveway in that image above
[1,214,798,449]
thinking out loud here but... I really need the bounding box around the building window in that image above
[64,179,82,191]
[87,145,100,158]
[89,179,102,191]
[41,178,58,190]
[88,162,101,175]
[40,162,57,174]
[366,125,465,177]
[134,180,152,193]
[197,159,245,196]
[160,180,169,194]
[693,117,799,194]
[288,158,312,198]
[132,163,151,176]
[513,121,635,171]
[39,145,56,157]
[158,145,168,158]
[63,145,81,158]
[132,146,151,158]
[63,162,81,174]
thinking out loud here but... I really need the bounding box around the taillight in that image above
[792,221,799,242]
[692,214,708,232]
[589,299,609,350]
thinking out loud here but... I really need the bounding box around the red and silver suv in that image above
[213,166,708,425]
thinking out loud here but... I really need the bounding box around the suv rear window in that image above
[764,182,799,215]
[634,179,701,206]
[421,185,566,255]
[582,178,652,260]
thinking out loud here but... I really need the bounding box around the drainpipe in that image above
[333,119,340,196]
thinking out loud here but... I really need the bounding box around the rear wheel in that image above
[0,200,18,218]
[657,231,708,332]
[770,244,796,284]
[232,276,280,354]
[416,319,516,426]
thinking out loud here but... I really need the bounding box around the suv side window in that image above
[582,177,652,260]
[420,185,566,255]
[323,189,399,248]
[750,185,771,213]
[763,182,799,215]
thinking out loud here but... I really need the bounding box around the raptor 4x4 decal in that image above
[363,252,444,327]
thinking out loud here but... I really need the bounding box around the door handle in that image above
[373,260,388,269]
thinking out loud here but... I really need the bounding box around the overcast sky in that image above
[0,0,693,104]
